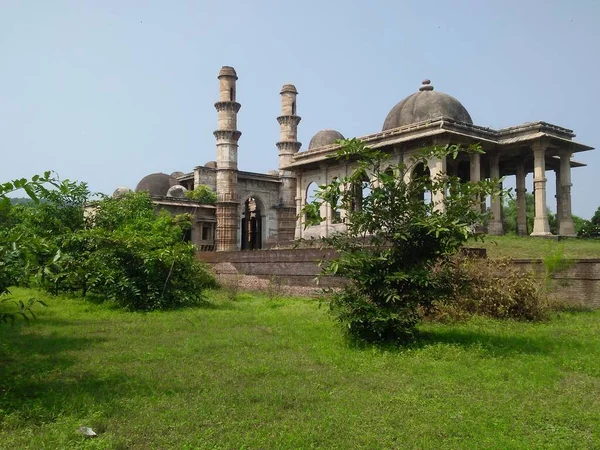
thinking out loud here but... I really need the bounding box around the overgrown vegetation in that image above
[0,173,58,322]
[303,139,502,342]
[1,288,599,449]
[1,175,216,312]
[185,184,217,203]
[424,255,550,322]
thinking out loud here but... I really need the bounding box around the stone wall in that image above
[197,249,600,308]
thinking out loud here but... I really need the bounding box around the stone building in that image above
[123,66,594,251]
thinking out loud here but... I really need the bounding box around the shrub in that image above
[424,255,550,322]
[185,185,217,204]
[304,139,502,342]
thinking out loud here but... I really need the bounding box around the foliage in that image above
[185,184,217,204]
[0,172,58,323]
[4,179,216,311]
[576,206,600,237]
[424,255,550,322]
[41,192,217,310]
[303,139,502,342]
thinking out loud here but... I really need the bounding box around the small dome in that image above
[112,187,132,198]
[170,171,185,178]
[267,169,279,176]
[166,185,188,198]
[204,161,217,169]
[382,80,472,131]
[135,173,179,196]
[308,129,345,150]
[280,84,298,94]
[218,66,237,79]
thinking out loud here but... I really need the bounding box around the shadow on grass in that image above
[0,323,135,425]
[345,326,582,357]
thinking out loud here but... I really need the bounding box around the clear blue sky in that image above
[2,0,599,218]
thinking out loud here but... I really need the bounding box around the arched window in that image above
[241,196,263,250]
[330,177,342,223]
[412,162,431,204]
[230,87,235,101]
[352,174,371,212]
[292,101,296,115]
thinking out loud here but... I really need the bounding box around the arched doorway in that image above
[241,196,264,250]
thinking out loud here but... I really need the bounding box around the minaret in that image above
[214,66,241,251]
[276,84,301,243]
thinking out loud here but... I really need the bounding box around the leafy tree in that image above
[185,185,217,204]
[0,172,58,322]
[41,192,216,310]
[303,139,501,342]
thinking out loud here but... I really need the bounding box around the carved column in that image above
[516,161,527,235]
[531,140,552,236]
[558,151,576,236]
[488,153,503,235]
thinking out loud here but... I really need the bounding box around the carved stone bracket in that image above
[276,141,302,153]
[213,130,242,141]
[277,115,302,126]
[214,101,241,113]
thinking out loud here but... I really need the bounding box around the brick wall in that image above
[197,250,600,308]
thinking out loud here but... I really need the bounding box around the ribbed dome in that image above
[308,129,345,150]
[135,173,179,196]
[382,80,472,131]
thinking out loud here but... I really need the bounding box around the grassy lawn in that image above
[470,235,600,259]
[1,288,599,449]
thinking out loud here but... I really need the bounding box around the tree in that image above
[303,139,501,342]
[185,185,217,204]
[0,172,59,323]
[38,192,217,310]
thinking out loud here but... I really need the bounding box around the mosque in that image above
[118,66,594,252]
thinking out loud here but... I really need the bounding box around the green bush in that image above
[45,192,217,310]
[304,139,502,342]
[185,185,217,204]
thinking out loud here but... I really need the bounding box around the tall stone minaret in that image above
[214,66,241,251]
[276,84,301,243]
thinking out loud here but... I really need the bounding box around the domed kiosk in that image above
[308,129,345,150]
[382,80,472,131]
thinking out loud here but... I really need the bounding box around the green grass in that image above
[470,235,600,259]
[1,288,600,449]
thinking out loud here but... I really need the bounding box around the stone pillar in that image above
[555,167,563,225]
[215,66,242,251]
[276,84,302,244]
[428,156,446,212]
[469,152,483,215]
[295,172,303,239]
[558,151,576,236]
[516,161,528,235]
[531,141,552,236]
[488,153,503,235]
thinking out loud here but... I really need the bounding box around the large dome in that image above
[382,80,472,131]
[135,173,179,196]
[308,129,345,150]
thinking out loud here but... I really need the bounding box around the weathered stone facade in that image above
[124,67,594,250]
